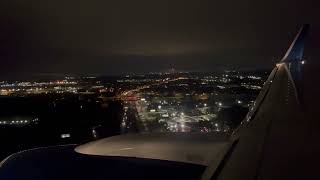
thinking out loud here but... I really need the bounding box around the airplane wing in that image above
[205,24,320,180]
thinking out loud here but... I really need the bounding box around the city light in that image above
[0,119,32,126]
[0,71,266,134]
[61,134,71,139]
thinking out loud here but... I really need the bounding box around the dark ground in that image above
[0,95,123,160]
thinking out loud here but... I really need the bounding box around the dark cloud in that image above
[0,0,319,79]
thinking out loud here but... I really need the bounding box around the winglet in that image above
[281,24,310,63]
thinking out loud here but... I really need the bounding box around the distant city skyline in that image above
[0,68,271,81]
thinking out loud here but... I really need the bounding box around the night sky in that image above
[0,0,319,79]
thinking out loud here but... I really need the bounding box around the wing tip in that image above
[281,24,310,63]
